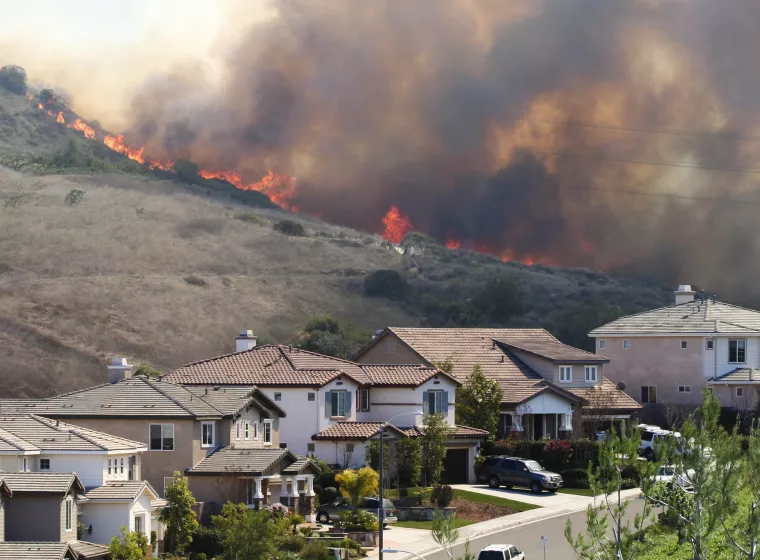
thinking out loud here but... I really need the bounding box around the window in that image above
[623,340,630,349]
[263,420,272,445]
[307,443,315,453]
[737,387,745,398]
[641,386,657,403]
[65,498,73,531]
[134,514,143,534]
[387,339,397,354]
[254,421,260,440]
[706,339,714,350]
[681,340,688,349]
[346,443,354,452]
[426,391,444,415]
[678,385,691,393]
[39,458,50,470]
[23,457,28,472]
[308,392,315,402]
[729,339,747,363]
[128,456,136,481]
[502,414,513,433]
[360,388,370,411]
[149,424,174,451]
[559,366,572,383]
[599,340,606,350]
[331,391,348,417]
[120,457,124,474]
[274,392,282,402]
[107,458,112,475]
[508,546,522,558]
[584,366,598,383]
[236,422,241,440]
[201,422,215,448]
[244,421,250,440]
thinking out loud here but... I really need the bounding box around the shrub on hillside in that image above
[0,65,27,95]
[274,219,306,237]
[364,269,407,299]
[294,315,372,360]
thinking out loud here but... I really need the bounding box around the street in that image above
[421,497,649,560]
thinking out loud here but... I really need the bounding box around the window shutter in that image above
[422,391,429,414]
[443,391,449,415]
[325,391,332,418]
[346,392,352,415]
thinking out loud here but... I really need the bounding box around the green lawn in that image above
[451,489,541,512]
[394,518,476,530]
[557,487,596,496]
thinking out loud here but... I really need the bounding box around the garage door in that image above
[441,449,468,484]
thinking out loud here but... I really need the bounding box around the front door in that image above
[533,415,544,439]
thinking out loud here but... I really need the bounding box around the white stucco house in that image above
[163,332,488,483]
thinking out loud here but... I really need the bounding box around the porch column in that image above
[253,477,264,509]
[301,476,316,522]
[306,475,315,497]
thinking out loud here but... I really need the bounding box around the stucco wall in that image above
[5,493,64,541]
[230,407,265,449]
[54,418,195,497]
[361,377,457,426]
[60,493,77,543]
[357,334,425,365]
[593,336,705,405]
[80,502,129,545]
[313,440,368,468]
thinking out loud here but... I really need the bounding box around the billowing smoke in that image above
[26,1,760,299]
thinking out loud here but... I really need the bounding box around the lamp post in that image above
[379,411,423,560]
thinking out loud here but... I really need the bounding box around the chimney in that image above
[107,357,134,384]
[235,330,257,353]
[674,285,696,305]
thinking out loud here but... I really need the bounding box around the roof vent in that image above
[107,357,134,384]
[235,330,257,353]
[674,285,696,305]
[616,381,626,391]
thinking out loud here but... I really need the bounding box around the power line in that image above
[518,117,760,142]
[563,184,760,205]
[533,149,760,174]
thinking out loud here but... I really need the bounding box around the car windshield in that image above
[658,466,675,476]
[478,551,505,560]
[524,460,544,472]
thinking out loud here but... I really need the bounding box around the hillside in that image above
[0,85,672,398]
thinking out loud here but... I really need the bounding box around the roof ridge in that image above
[0,426,30,451]
[176,344,282,369]
[143,377,221,417]
[32,415,106,450]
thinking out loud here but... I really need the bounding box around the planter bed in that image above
[395,507,456,521]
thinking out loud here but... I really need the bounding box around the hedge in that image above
[485,439,600,473]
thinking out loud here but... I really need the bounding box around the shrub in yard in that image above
[188,526,222,558]
[274,219,306,236]
[561,468,590,489]
[320,486,339,504]
[338,510,378,532]
[431,485,454,508]
[279,534,306,552]
[300,541,330,560]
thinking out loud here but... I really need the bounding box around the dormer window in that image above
[559,366,572,383]
[584,366,598,383]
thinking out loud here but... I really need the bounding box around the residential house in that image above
[590,285,760,414]
[0,472,109,559]
[162,332,488,483]
[354,327,641,438]
[0,414,155,548]
[1,362,318,519]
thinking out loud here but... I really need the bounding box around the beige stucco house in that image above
[354,327,640,438]
[590,285,760,415]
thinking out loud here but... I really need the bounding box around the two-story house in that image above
[0,414,157,548]
[354,327,641,438]
[590,285,760,414]
[162,332,488,483]
[2,363,318,520]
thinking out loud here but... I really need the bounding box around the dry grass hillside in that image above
[0,167,417,397]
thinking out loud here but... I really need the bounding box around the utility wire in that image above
[562,184,760,205]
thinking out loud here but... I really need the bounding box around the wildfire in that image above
[68,119,98,140]
[382,206,413,244]
[445,239,462,250]
[56,112,65,124]
[198,168,297,210]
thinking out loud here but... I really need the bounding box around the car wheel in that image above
[504,485,514,489]
[488,476,500,488]
[531,481,542,494]
[548,488,557,494]
[317,512,329,523]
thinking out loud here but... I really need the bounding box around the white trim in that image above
[65,497,73,531]
[736,387,745,397]
[201,421,215,448]
[244,421,250,440]
[598,339,606,350]
[622,339,630,350]
[236,422,241,440]
[559,365,572,383]
[263,419,273,446]
[584,366,598,383]
[590,332,760,337]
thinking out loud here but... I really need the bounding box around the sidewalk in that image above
[451,484,597,508]
[366,488,642,559]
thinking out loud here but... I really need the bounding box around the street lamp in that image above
[379,411,424,560]
[382,548,426,560]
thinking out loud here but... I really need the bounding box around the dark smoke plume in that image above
[124,0,760,301]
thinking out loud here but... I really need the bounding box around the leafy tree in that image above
[159,471,198,554]
[420,413,449,487]
[431,509,459,560]
[455,365,502,441]
[109,526,150,560]
[39,88,55,105]
[213,502,287,560]
[434,357,456,375]
[0,65,27,95]
[134,364,162,377]
[293,314,372,359]
[364,269,408,299]
[273,219,306,237]
[335,467,379,512]
[473,274,523,323]
[565,427,653,560]
[395,437,422,489]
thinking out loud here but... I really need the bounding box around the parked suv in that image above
[477,456,563,493]
[638,424,684,461]
[478,544,525,560]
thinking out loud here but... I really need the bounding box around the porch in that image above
[499,387,576,440]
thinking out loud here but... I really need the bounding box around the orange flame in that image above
[37,103,44,110]
[382,205,413,244]
[102,134,174,170]
[198,168,297,210]
[55,111,65,124]
[445,239,462,249]
[68,119,98,140]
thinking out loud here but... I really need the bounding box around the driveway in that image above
[451,484,595,508]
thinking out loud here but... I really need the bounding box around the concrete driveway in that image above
[451,484,595,508]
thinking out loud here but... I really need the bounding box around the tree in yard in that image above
[335,466,379,512]
[109,526,151,560]
[565,427,654,560]
[395,437,422,489]
[455,365,502,441]
[420,413,449,487]
[213,502,287,560]
[159,471,199,554]
[434,357,456,375]
[292,314,372,360]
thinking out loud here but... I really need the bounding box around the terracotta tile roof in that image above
[0,415,146,453]
[590,299,760,336]
[496,339,609,364]
[187,447,303,476]
[69,541,110,559]
[0,472,84,494]
[183,386,286,418]
[402,424,490,439]
[567,378,642,411]
[709,367,760,384]
[84,480,159,501]
[313,422,488,441]
[361,365,460,386]
[0,543,75,560]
